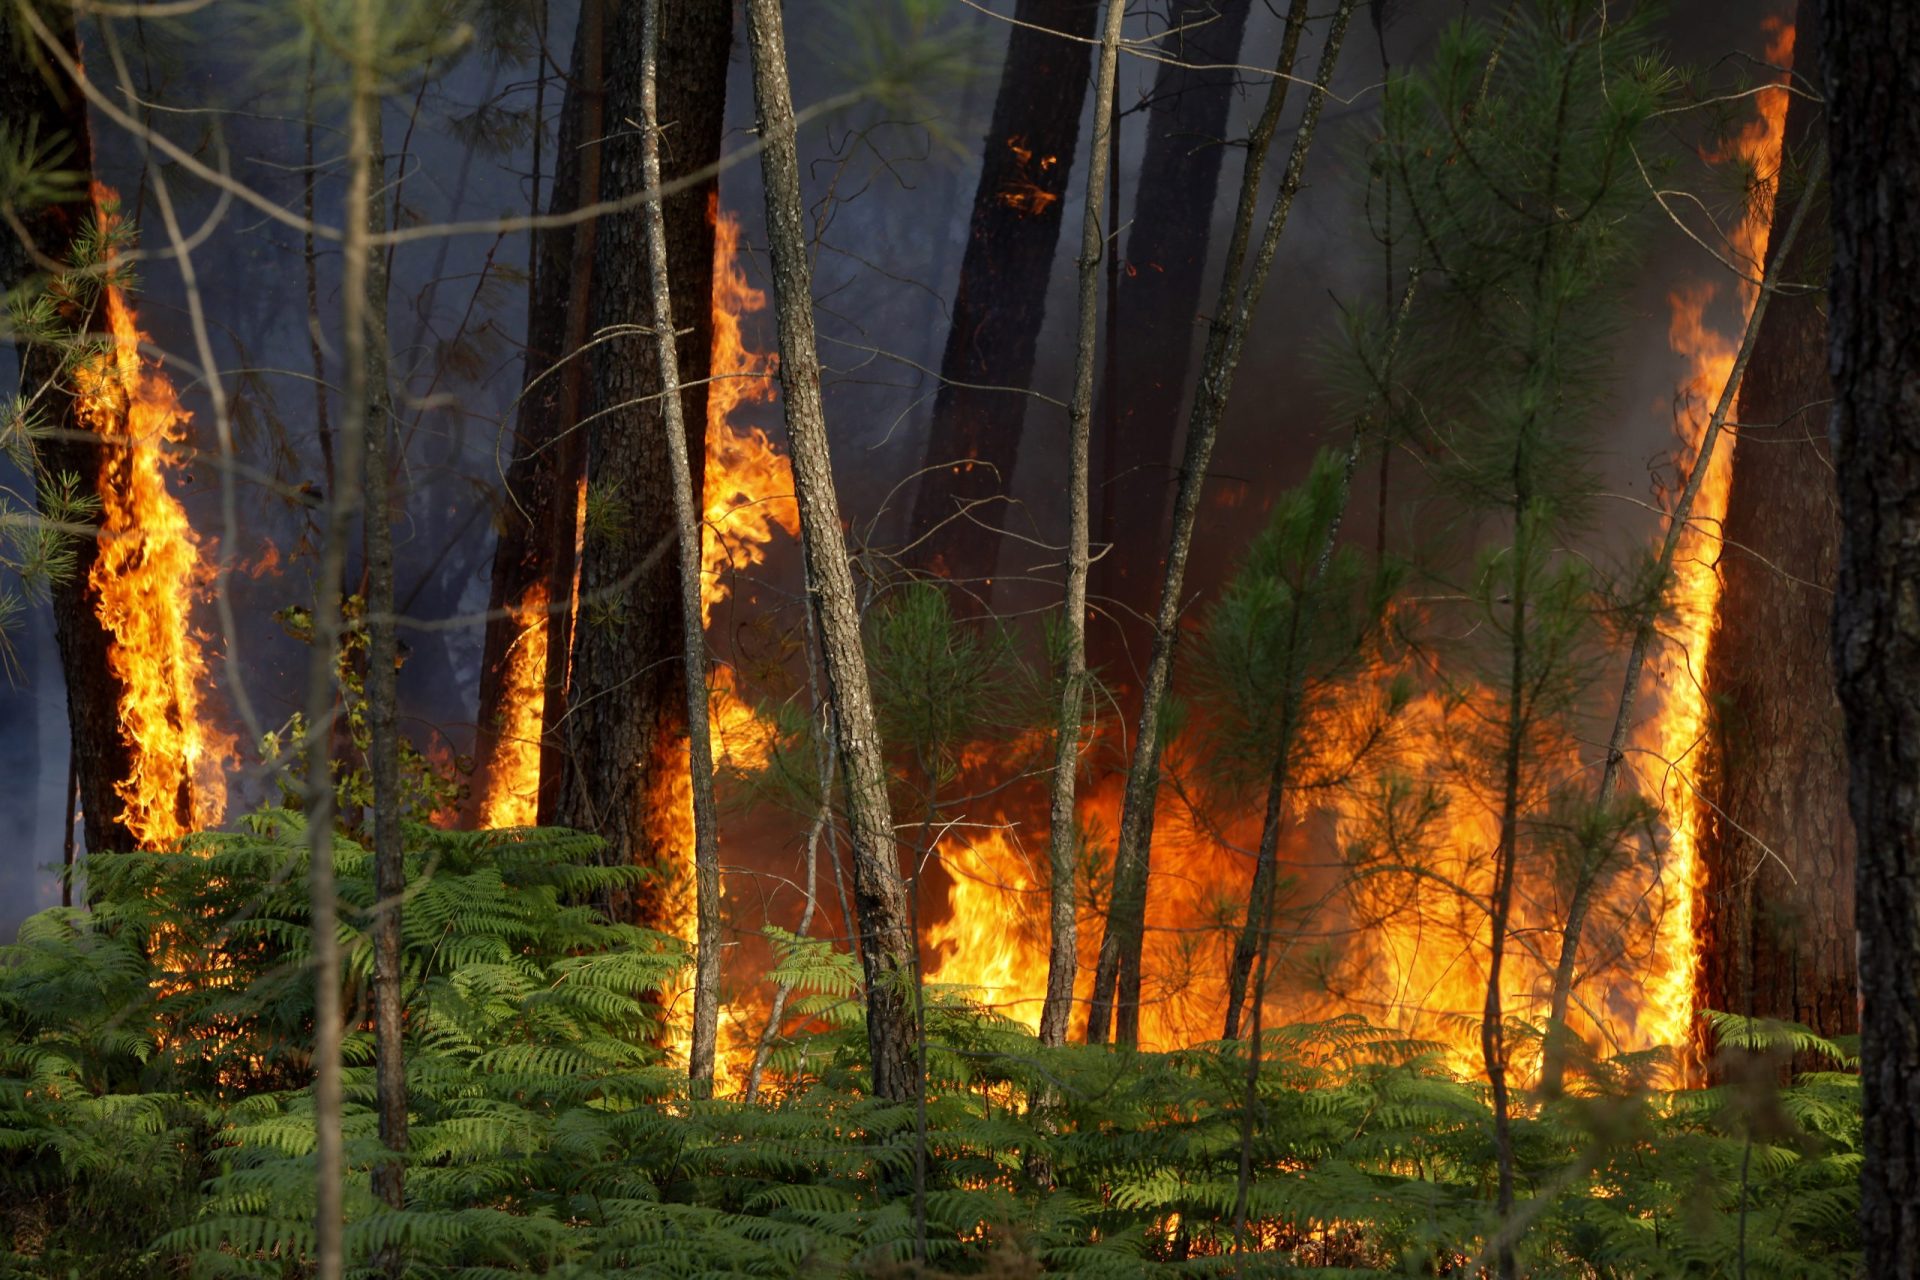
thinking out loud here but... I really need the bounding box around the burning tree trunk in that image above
[744,0,922,1103]
[1090,0,1254,686]
[1695,14,1854,1042]
[472,0,606,829]
[3,2,138,856]
[634,0,723,1099]
[1827,0,1920,1270]
[553,0,729,931]
[1086,0,1340,1048]
[906,0,1098,587]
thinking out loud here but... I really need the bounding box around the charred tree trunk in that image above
[906,0,1098,588]
[3,2,138,856]
[1697,12,1854,1044]
[1827,1,1920,1271]
[1090,0,1253,689]
[554,0,729,930]
[744,0,923,1103]
[473,0,605,826]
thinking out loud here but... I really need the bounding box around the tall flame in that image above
[1636,19,1795,1059]
[73,185,232,849]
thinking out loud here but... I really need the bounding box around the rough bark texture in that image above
[1826,0,1920,1271]
[1091,0,1253,690]
[906,0,1098,588]
[1697,10,1854,1043]
[744,0,922,1103]
[473,1,601,823]
[634,0,723,1098]
[554,0,727,930]
[3,1,138,856]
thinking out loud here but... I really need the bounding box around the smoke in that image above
[1,0,1784,948]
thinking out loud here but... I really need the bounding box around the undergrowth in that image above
[0,814,1861,1277]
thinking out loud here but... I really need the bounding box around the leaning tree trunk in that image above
[1087,0,1338,1047]
[905,0,1098,588]
[554,0,729,931]
[744,0,922,1103]
[1090,0,1253,689]
[472,0,605,827]
[3,1,138,856]
[1826,1,1920,1273]
[1696,5,1854,1045]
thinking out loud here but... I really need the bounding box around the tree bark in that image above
[744,0,922,1103]
[3,0,139,857]
[473,0,605,827]
[1090,0,1254,689]
[1696,10,1854,1045]
[554,0,728,933]
[360,130,408,1218]
[1826,1,1920,1272]
[1086,0,1343,1047]
[1038,0,1126,1049]
[906,0,1098,588]
[635,0,723,1098]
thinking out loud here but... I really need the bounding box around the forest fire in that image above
[1637,19,1794,1061]
[998,135,1061,216]
[475,583,547,828]
[74,185,232,849]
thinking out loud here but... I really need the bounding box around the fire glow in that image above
[74,185,232,849]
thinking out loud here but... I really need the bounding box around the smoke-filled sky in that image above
[0,0,1790,940]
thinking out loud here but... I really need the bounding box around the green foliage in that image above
[262,595,466,825]
[0,813,1862,1277]
[1192,448,1409,800]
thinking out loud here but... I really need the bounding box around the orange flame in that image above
[1637,19,1794,1060]
[477,583,548,828]
[73,185,233,849]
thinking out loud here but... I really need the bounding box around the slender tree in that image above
[303,0,383,1267]
[634,0,722,1098]
[554,0,729,931]
[1036,0,1125,1048]
[744,0,921,1102]
[360,127,407,1214]
[1826,0,1920,1271]
[1086,0,1345,1047]
[906,0,1098,589]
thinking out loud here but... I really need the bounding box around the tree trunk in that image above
[360,131,408,1217]
[3,1,139,857]
[635,0,723,1098]
[744,0,922,1103]
[1697,9,1854,1044]
[473,0,605,827]
[1826,1,1920,1272]
[905,0,1098,588]
[1090,0,1254,688]
[554,0,729,933]
[1038,0,1126,1049]
[1086,0,1344,1047]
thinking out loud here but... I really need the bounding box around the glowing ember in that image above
[998,136,1061,216]
[73,185,233,849]
[477,583,548,828]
